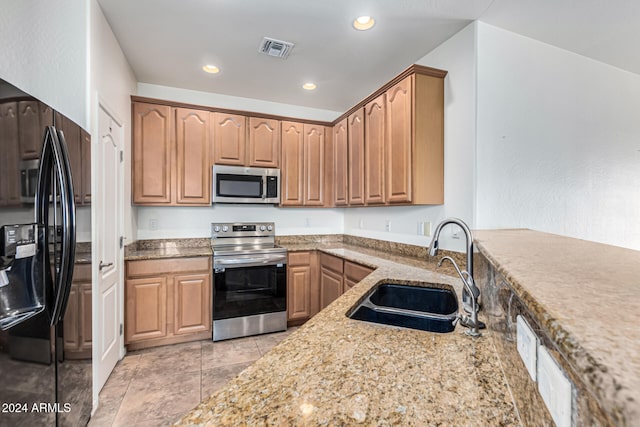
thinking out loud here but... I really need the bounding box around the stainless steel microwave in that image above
[212,165,280,204]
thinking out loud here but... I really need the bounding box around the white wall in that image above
[475,23,640,250]
[343,23,478,250]
[90,0,138,241]
[0,0,88,129]
[137,83,341,122]
[137,206,343,240]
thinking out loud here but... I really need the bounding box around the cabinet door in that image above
[63,284,80,351]
[79,282,93,351]
[248,117,280,168]
[0,102,20,206]
[320,267,343,310]
[212,112,245,166]
[303,124,325,206]
[175,108,211,205]
[364,94,386,204]
[56,113,83,204]
[174,273,211,335]
[281,121,304,206]
[386,76,413,203]
[18,101,42,160]
[333,119,348,206]
[132,102,173,204]
[287,264,312,321]
[80,129,91,204]
[348,109,365,205]
[344,261,373,288]
[125,276,167,343]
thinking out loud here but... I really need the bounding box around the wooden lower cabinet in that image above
[63,263,92,359]
[287,251,374,324]
[319,253,344,310]
[287,251,318,325]
[125,257,212,350]
[344,261,374,292]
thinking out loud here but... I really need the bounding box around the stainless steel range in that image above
[211,222,287,341]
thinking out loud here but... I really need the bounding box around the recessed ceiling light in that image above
[302,82,317,91]
[353,15,375,31]
[202,65,220,74]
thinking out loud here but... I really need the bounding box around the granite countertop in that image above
[124,238,212,261]
[176,242,519,426]
[474,229,640,423]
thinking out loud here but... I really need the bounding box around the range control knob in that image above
[267,225,273,231]
[222,225,229,232]
[260,225,266,231]
[213,225,220,232]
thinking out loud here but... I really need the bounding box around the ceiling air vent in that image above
[258,37,294,59]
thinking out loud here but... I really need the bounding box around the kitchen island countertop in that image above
[175,242,519,426]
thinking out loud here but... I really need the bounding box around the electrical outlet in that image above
[537,345,572,427]
[359,219,364,229]
[149,219,158,230]
[304,218,310,227]
[516,315,538,381]
[423,221,431,237]
[451,230,460,239]
[385,220,391,232]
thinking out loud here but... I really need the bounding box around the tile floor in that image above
[88,328,297,427]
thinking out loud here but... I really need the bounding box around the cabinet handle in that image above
[99,261,113,271]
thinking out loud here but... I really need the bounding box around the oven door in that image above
[213,254,287,321]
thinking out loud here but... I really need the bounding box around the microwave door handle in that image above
[262,176,266,199]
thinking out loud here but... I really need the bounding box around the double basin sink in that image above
[347,282,459,333]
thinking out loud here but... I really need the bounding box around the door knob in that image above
[99,261,113,271]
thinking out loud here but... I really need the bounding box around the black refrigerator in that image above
[0,77,92,426]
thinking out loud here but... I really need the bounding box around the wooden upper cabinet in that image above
[248,117,280,168]
[364,94,386,205]
[333,119,348,206]
[212,112,246,166]
[303,124,325,206]
[281,121,304,206]
[386,76,413,203]
[348,109,365,206]
[18,101,44,160]
[175,108,211,205]
[133,102,173,204]
[0,102,20,206]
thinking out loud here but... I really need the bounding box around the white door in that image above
[95,105,123,392]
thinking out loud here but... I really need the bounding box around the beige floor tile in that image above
[201,361,253,398]
[134,341,202,378]
[113,370,201,426]
[201,336,261,370]
[90,330,293,426]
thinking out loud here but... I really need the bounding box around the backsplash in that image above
[475,253,615,425]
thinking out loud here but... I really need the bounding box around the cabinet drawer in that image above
[288,251,311,266]
[344,261,374,283]
[320,253,343,274]
[73,263,91,282]
[127,257,210,277]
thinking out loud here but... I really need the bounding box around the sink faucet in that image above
[438,256,481,337]
[428,218,480,314]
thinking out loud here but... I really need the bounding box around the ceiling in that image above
[97,0,640,114]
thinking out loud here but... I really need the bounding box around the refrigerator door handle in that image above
[36,126,76,325]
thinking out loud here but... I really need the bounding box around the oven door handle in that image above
[214,255,287,269]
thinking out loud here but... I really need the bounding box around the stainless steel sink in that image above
[347,282,458,333]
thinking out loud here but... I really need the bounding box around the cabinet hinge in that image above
[119,236,124,249]
[120,150,124,162]
[120,324,123,336]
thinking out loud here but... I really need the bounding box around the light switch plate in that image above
[537,345,572,427]
[516,315,538,381]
